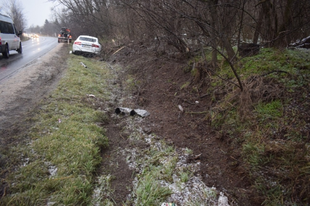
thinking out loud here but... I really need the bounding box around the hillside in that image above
[110,43,310,205]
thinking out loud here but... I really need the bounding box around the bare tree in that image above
[6,0,26,32]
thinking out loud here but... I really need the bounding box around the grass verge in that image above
[1,55,111,205]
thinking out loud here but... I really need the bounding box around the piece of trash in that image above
[69,51,72,54]
[115,107,150,117]
[80,62,87,68]
[115,107,132,115]
[131,109,150,117]
[161,203,177,206]
[87,94,96,98]
[218,192,229,206]
[178,105,184,112]
[58,119,61,123]
[195,101,199,104]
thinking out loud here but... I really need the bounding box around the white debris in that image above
[132,109,150,117]
[218,192,229,206]
[178,105,184,112]
[80,62,87,68]
[48,165,58,177]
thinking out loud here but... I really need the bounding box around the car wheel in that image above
[17,42,22,54]
[2,44,9,58]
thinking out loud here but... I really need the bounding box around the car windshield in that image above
[79,37,97,42]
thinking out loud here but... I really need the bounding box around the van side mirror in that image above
[18,31,23,36]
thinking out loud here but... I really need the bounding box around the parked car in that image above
[72,35,101,56]
[0,13,22,58]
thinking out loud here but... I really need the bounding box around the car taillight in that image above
[92,44,99,48]
[74,41,81,45]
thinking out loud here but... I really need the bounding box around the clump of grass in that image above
[135,172,172,205]
[2,55,112,205]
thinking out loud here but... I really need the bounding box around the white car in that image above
[0,13,22,58]
[72,35,101,56]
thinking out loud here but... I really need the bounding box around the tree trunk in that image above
[253,4,263,44]
[209,0,218,67]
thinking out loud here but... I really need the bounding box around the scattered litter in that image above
[87,94,96,98]
[131,109,150,117]
[161,203,177,206]
[115,107,132,115]
[115,107,150,117]
[80,62,87,68]
[218,192,229,206]
[48,165,58,177]
[195,101,199,104]
[178,105,184,112]
[69,51,72,54]
[58,119,61,123]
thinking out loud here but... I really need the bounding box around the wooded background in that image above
[7,0,310,62]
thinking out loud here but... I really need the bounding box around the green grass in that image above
[2,55,111,205]
[202,48,310,205]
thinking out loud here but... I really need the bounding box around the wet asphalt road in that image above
[0,36,58,82]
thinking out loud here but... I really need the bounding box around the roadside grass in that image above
[201,48,310,205]
[1,55,111,205]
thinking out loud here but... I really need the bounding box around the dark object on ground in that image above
[239,43,260,57]
[115,107,150,117]
[58,27,72,43]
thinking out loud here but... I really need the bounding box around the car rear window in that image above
[79,37,97,42]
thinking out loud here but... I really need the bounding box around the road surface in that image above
[0,36,58,82]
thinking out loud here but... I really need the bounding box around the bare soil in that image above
[0,42,262,205]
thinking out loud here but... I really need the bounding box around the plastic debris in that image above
[131,109,150,117]
[115,107,150,117]
[161,203,176,206]
[178,105,184,112]
[58,119,61,123]
[87,94,96,98]
[80,62,87,68]
[218,192,229,206]
[115,107,132,115]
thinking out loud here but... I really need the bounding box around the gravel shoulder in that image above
[0,43,68,133]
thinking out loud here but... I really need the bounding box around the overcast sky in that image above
[0,0,56,27]
[23,0,57,27]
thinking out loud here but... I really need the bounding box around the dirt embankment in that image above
[110,44,263,205]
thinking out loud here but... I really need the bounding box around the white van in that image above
[0,13,22,58]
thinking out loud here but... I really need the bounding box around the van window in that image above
[0,21,6,33]
[7,22,14,34]
[0,21,14,34]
